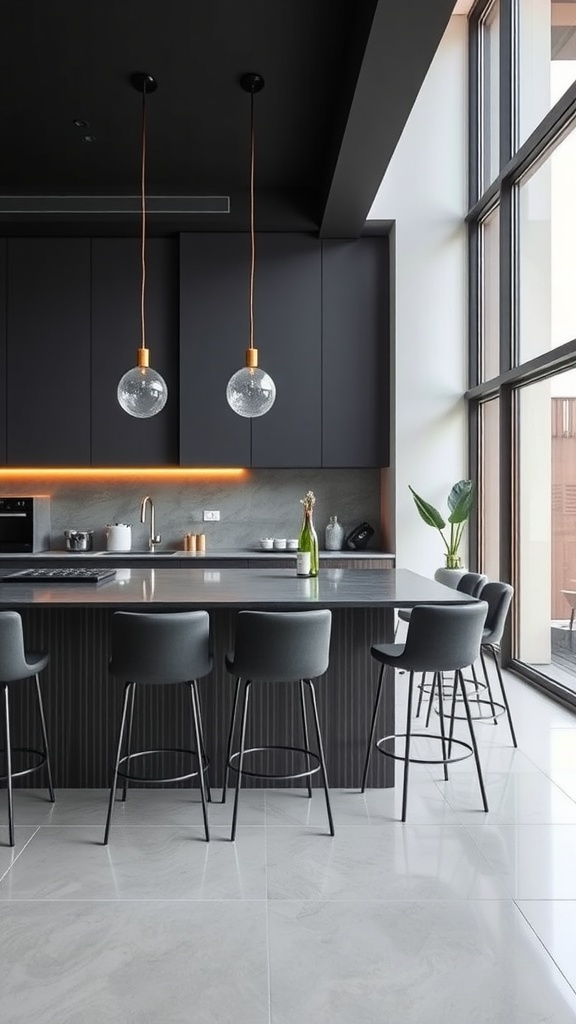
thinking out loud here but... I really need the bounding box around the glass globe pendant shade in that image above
[226,349,276,418]
[117,348,168,419]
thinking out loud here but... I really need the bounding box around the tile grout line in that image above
[513,899,576,998]
[0,826,41,884]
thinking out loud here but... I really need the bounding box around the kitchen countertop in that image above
[0,567,470,610]
[0,549,395,560]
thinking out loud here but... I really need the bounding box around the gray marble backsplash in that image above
[3,470,383,552]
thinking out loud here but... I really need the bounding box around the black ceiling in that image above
[0,0,455,237]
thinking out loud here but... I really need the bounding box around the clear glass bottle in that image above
[325,515,344,551]
[298,508,319,577]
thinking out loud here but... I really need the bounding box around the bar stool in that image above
[478,581,517,746]
[104,611,213,844]
[222,609,333,840]
[361,601,489,821]
[411,573,487,717]
[0,610,54,847]
[424,581,517,745]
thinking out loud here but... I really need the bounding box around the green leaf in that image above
[409,486,446,530]
[447,480,473,524]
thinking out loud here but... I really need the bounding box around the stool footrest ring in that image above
[116,747,209,785]
[228,744,321,781]
[433,698,506,722]
[0,746,47,781]
[375,732,474,766]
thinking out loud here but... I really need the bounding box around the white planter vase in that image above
[434,566,467,589]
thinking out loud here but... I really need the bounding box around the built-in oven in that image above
[0,497,51,552]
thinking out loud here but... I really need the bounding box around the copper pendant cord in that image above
[140,88,147,352]
[248,88,255,351]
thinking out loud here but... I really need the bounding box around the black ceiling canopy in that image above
[0,0,456,237]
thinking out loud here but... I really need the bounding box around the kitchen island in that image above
[0,567,475,789]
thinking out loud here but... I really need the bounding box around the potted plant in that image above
[409,480,474,569]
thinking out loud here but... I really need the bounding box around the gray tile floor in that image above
[3,672,576,1022]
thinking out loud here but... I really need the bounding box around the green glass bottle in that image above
[298,508,319,577]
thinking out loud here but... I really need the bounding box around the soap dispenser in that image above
[324,515,344,551]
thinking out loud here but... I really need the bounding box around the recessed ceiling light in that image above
[81,135,96,143]
[73,119,89,128]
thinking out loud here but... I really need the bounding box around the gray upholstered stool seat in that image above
[361,601,489,821]
[223,609,333,840]
[104,610,213,844]
[397,572,487,626]
[0,610,54,847]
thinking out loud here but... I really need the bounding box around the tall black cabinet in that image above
[7,239,92,466]
[322,238,390,468]
[91,238,178,466]
[179,234,251,467]
[0,240,6,465]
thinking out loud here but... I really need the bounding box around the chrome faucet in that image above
[140,495,161,552]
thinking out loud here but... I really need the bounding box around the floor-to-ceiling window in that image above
[469,0,576,704]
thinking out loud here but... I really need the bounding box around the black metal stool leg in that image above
[34,674,55,803]
[193,683,212,802]
[104,682,132,845]
[401,671,415,822]
[456,669,488,812]
[436,672,449,781]
[361,663,385,792]
[121,683,136,803]
[231,680,251,842]
[425,672,437,728]
[299,678,313,798]
[222,677,241,805]
[306,679,334,836]
[415,672,426,718]
[486,644,517,747]
[190,681,210,842]
[448,669,458,757]
[3,684,14,847]
[478,649,498,724]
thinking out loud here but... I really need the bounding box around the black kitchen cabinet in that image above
[321,238,390,467]
[180,232,388,469]
[0,240,6,465]
[180,233,323,468]
[0,232,390,469]
[251,234,322,467]
[91,238,179,466]
[7,239,91,466]
[180,234,251,467]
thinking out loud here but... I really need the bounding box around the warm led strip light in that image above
[0,468,247,482]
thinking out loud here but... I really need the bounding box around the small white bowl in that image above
[286,539,298,550]
[273,538,287,550]
[259,538,274,550]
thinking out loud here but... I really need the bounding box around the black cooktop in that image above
[2,568,117,584]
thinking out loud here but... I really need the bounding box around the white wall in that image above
[368,16,468,576]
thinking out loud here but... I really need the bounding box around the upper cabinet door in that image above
[322,238,390,468]
[179,234,250,467]
[0,241,6,466]
[7,239,91,466]
[91,239,179,466]
[251,235,321,468]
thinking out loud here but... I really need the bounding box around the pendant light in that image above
[117,72,168,419]
[226,73,276,418]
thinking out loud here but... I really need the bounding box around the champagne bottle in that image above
[298,508,319,577]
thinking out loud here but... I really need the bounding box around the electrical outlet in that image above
[203,510,220,522]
